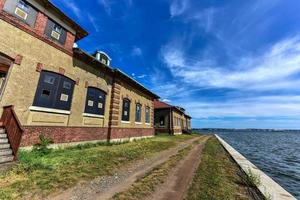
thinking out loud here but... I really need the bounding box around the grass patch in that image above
[0,134,196,200]
[112,145,193,200]
[185,137,255,200]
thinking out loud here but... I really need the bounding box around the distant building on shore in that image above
[154,100,192,135]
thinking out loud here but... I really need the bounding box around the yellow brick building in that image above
[0,0,158,161]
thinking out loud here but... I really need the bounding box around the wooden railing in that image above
[0,105,24,160]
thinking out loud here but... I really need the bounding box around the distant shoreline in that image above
[193,128,300,132]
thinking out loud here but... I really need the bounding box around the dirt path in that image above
[49,136,203,200]
[145,136,210,200]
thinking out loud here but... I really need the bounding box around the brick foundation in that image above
[155,128,171,134]
[20,126,155,147]
[110,128,154,140]
[21,126,108,147]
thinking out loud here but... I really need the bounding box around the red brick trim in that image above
[0,0,5,11]
[109,121,118,126]
[59,67,65,75]
[75,77,80,85]
[34,12,47,35]
[36,63,43,72]
[0,11,73,56]
[14,54,23,65]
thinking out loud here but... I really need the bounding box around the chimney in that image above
[95,50,112,66]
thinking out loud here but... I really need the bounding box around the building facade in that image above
[0,0,159,161]
[154,100,192,135]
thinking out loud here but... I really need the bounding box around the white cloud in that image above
[177,95,300,119]
[137,74,147,79]
[60,0,81,19]
[170,0,189,17]
[162,98,171,103]
[162,36,300,91]
[132,47,142,56]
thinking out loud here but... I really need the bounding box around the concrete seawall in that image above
[215,135,296,200]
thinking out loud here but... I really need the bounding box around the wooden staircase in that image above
[0,128,14,164]
[0,105,24,164]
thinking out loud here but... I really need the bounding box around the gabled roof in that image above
[154,100,192,119]
[154,99,172,109]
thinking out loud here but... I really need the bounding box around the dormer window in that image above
[45,19,67,45]
[95,51,112,66]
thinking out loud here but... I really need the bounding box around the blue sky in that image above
[51,0,300,129]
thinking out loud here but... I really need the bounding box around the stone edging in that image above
[215,134,296,200]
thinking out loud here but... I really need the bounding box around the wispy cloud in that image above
[170,0,189,17]
[162,35,300,91]
[60,0,81,19]
[98,0,112,16]
[87,14,101,32]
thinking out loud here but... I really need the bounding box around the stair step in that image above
[0,155,13,164]
[0,134,7,139]
[0,143,10,149]
[0,129,5,134]
[0,138,8,143]
[0,149,12,156]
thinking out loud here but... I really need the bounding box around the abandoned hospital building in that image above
[0,0,192,162]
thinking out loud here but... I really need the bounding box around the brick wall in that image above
[21,126,109,146]
[110,128,154,139]
[0,0,5,11]
[64,32,76,52]
[34,12,47,35]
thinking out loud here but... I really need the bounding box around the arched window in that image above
[85,87,106,116]
[33,71,75,110]
[135,103,142,122]
[122,98,130,121]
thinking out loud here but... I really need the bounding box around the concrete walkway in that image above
[216,135,296,200]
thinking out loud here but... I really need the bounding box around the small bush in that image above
[245,169,261,187]
[32,134,53,155]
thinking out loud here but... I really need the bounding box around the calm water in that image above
[205,131,300,199]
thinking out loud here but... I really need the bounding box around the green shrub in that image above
[32,134,53,155]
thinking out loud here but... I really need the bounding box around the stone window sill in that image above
[121,120,131,124]
[135,122,142,125]
[29,106,71,115]
[82,113,104,118]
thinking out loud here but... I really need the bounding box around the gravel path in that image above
[49,137,202,200]
[145,136,210,200]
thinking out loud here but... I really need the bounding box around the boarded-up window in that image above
[3,0,38,27]
[122,98,130,121]
[84,87,106,115]
[44,18,67,45]
[135,103,142,122]
[33,71,75,110]
[145,106,150,123]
